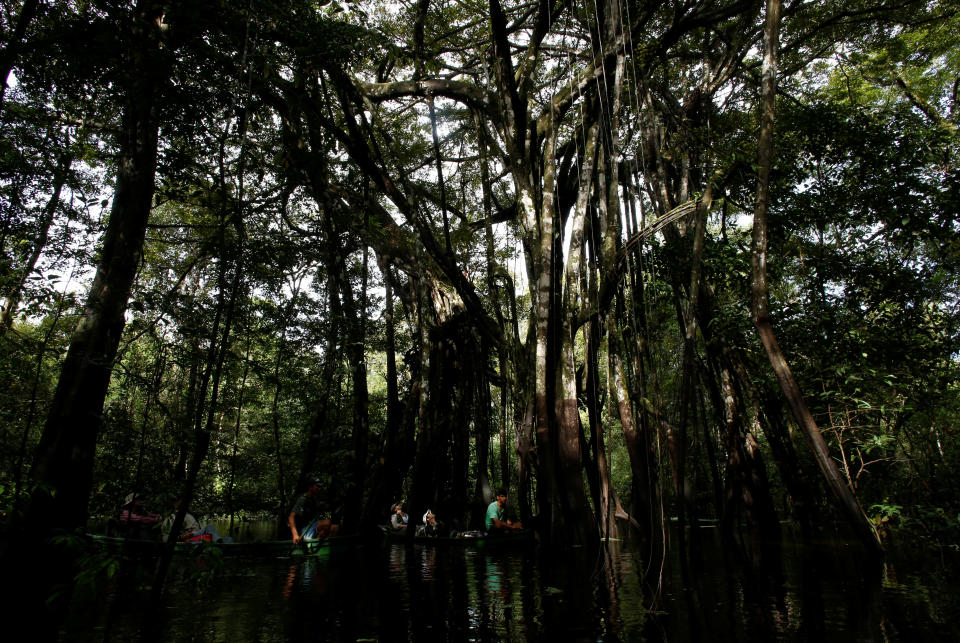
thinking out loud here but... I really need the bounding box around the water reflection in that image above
[63,527,960,641]
[281,563,297,600]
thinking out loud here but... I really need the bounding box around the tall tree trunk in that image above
[384,271,400,446]
[361,265,411,527]
[409,270,434,533]
[337,237,370,533]
[618,174,667,563]
[412,313,470,527]
[476,109,510,499]
[0,1,166,627]
[174,339,201,483]
[585,317,619,541]
[160,9,251,566]
[750,0,882,557]
[553,119,600,548]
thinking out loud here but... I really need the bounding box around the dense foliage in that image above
[0,0,958,620]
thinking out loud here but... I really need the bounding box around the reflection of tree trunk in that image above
[0,3,165,626]
[750,0,881,557]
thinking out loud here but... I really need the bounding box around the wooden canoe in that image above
[87,533,357,556]
[379,525,534,548]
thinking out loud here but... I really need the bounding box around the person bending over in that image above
[289,477,339,544]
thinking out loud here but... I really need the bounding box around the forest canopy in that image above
[1,0,958,613]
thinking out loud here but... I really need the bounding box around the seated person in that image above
[485,488,523,534]
[421,508,446,537]
[289,476,339,544]
[117,492,162,540]
[161,496,231,543]
[389,502,409,533]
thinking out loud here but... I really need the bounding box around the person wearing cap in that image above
[389,502,408,533]
[288,476,338,544]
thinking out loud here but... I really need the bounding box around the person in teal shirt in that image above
[485,488,523,533]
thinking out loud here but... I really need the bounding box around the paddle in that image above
[289,520,328,556]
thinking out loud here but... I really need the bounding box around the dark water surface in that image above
[65,523,960,641]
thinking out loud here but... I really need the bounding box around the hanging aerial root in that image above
[619,199,699,262]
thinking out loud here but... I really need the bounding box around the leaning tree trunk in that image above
[750,0,882,557]
[0,1,166,626]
